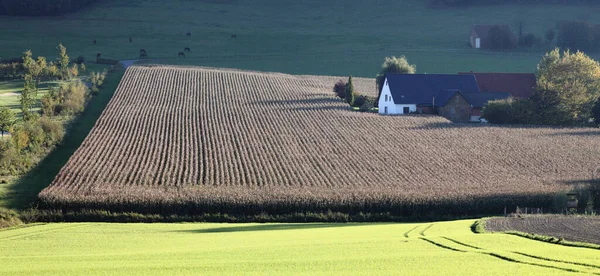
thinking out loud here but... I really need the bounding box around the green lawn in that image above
[0,81,57,117]
[0,220,598,275]
[1,0,600,77]
[0,70,124,210]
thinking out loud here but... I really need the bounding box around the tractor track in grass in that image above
[419,237,467,252]
[0,224,88,241]
[419,224,433,236]
[442,237,483,250]
[512,251,600,270]
[482,253,588,275]
[403,225,419,238]
[421,234,600,274]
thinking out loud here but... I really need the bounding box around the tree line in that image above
[0,44,107,176]
[0,0,101,16]
[429,0,600,6]
[483,48,600,126]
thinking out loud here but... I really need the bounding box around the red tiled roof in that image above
[458,72,537,98]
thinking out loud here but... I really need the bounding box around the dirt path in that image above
[486,215,600,245]
[119,60,138,68]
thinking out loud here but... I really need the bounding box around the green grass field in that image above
[2,0,600,77]
[0,220,598,275]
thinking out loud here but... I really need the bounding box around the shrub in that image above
[22,120,45,152]
[0,107,15,136]
[0,208,22,229]
[482,98,514,124]
[39,116,64,146]
[11,125,30,153]
[41,89,58,117]
[359,97,377,112]
[518,33,538,48]
[352,95,368,108]
[58,81,89,115]
[556,21,600,52]
[488,26,517,50]
[74,55,85,65]
[90,70,107,95]
[333,80,346,99]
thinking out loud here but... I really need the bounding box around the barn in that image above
[378,74,511,122]
[459,72,537,98]
[470,25,515,49]
[435,90,512,122]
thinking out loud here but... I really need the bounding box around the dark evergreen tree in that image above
[345,76,355,106]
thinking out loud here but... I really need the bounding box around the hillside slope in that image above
[39,65,600,216]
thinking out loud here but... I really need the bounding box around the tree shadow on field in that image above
[546,130,600,137]
[250,97,351,112]
[175,223,373,234]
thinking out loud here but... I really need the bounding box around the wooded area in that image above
[430,0,600,5]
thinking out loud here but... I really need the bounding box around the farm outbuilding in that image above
[459,72,537,98]
[470,25,515,49]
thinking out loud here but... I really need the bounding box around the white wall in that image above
[378,78,417,115]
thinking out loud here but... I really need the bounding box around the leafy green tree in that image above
[592,97,600,126]
[57,43,70,79]
[376,56,416,102]
[536,48,600,123]
[0,107,15,137]
[345,76,355,106]
[20,74,37,121]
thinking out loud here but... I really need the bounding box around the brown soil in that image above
[486,215,600,245]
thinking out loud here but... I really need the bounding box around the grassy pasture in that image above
[1,0,600,77]
[0,220,598,275]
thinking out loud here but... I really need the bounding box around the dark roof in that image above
[385,74,480,105]
[434,89,461,107]
[471,24,512,40]
[434,90,511,108]
[458,72,537,98]
[463,92,511,107]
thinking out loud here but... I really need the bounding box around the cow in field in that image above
[184,47,191,52]
[178,52,185,58]
[96,53,101,60]
[186,32,192,37]
[231,34,237,39]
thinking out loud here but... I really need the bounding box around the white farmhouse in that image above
[378,74,481,115]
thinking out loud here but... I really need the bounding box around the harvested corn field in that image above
[39,65,600,216]
[486,216,600,245]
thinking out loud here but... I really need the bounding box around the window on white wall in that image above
[384,95,388,102]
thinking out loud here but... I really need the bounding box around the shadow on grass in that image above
[175,223,369,234]
[0,70,125,210]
